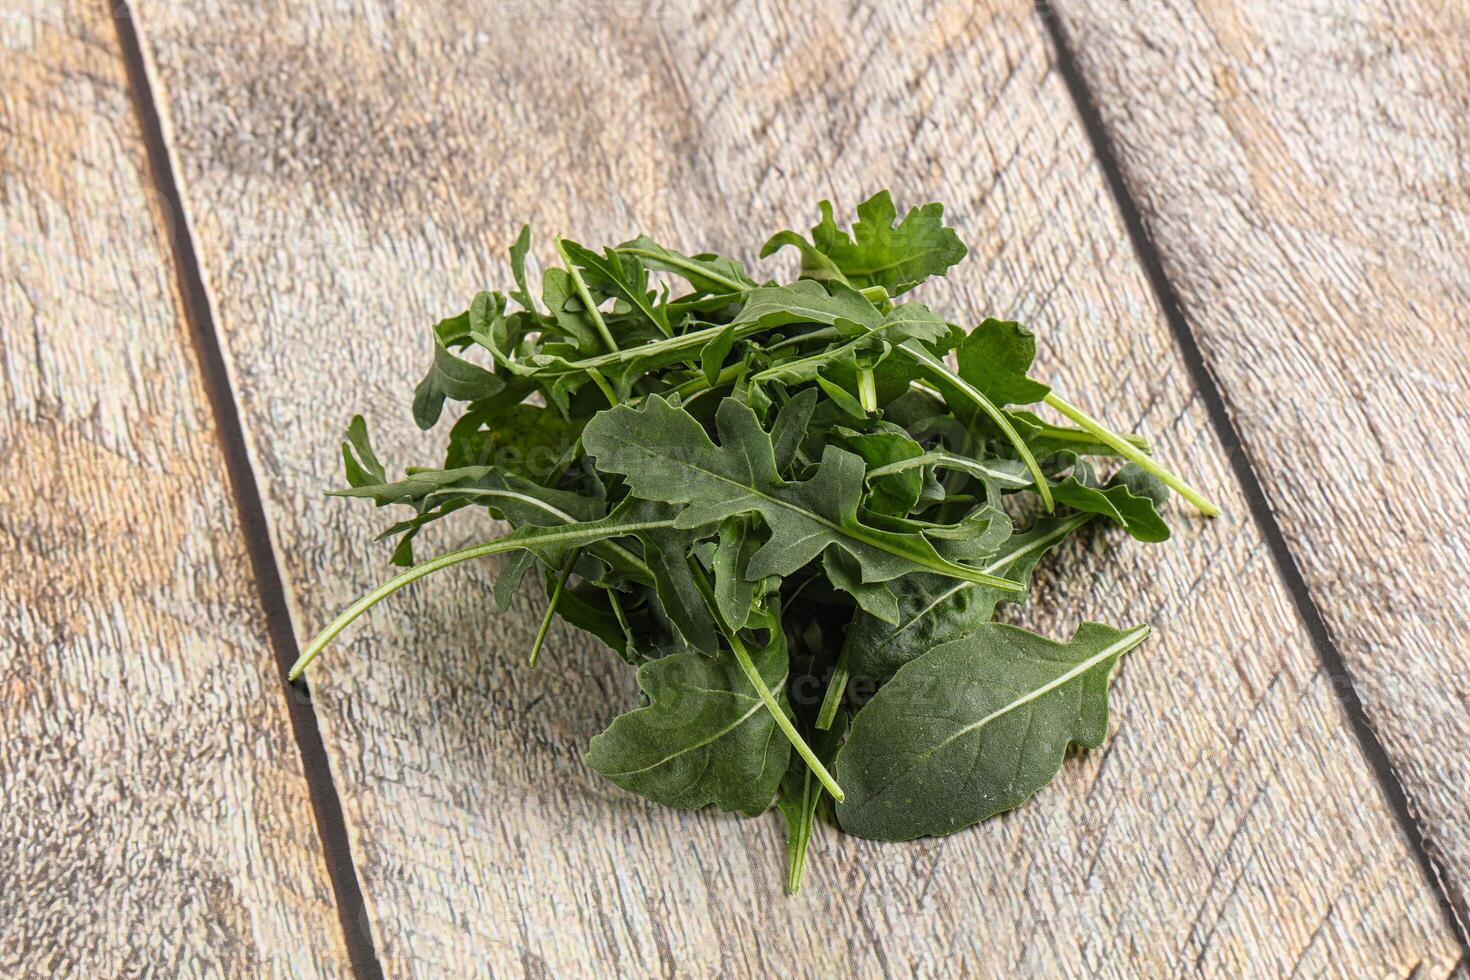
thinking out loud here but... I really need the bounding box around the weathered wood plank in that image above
[135,0,1461,973]
[1050,0,1470,927]
[0,5,350,975]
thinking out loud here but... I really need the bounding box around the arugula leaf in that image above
[769,387,819,476]
[508,224,537,313]
[835,621,1150,840]
[700,324,737,388]
[341,414,387,487]
[412,308,507,429]
[752,302,948,387]
[586,623,791,816]
[616,235,758,295]
[843,512,1092,681]
[762,190,967,295]
[712,516,762,631]
[541,267,606,354]
[731,280,882,331]
[1044,455,1171,543]
[955,318,1051,406]
[559,239,672,338]
[582,396,1025,593]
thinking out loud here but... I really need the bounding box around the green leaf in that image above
[633,501,721,654]
[712,516,761,630]
[581,396,1025,594]
[508,224,537,313]
[412,305,508,429]
[585,628,791,816]
[843,512,1092,681]
[955,319,1051,406]
[822,550,898,623]
[752,302,948,387]
[1047,457,1171,543]
[341,415,387,487]
[560,239,672,338]
[730,280,881,332]
[815,374,867,421]
[835,621,1149,840]
[900,339,1053,510]
[769,388,819,476]
[541,267,604,354]
[616,235,757,295]
[700,324,736,388]
[836,424,926,516]
[762,191,967,295]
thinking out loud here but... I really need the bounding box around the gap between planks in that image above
[111,5,387,977]
[1033,0,1470,948]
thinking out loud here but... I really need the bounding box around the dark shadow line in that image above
[1034,0,1469,947]
[112,6,387,976]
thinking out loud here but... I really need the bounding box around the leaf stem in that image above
[289,518,676,679]
[787,773,816,893]
[902,342,1055,512]
[856,368,878,412]
[866,451,1030,488]
[556,237,620,353]
[730,628,844,802]
[1043,392,1220,516]
[1034,422,1150,452]
[815,645,849,731]
[529,549,578,667]
[690,565,845,802]
[585,367,618,406]
[555,319,769,374]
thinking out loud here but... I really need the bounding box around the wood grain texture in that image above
[1051,0,1470,926]
[133,0,1461,974]
[0,5,349,976]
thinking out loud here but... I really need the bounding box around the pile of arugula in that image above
[291,192,1217,892]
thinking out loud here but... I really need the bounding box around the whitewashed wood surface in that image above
[1052,0,1470,930]
[0,3,349,976]
[1,0,1464,975]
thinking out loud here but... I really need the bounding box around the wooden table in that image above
[4,1,1467,975]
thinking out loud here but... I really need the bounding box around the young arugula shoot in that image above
[294,191,1218,892]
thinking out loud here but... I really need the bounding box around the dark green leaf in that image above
[835,621,1149,840]
[585,628,791,816]
[341,414,387,487]
[712,516,761,630]
[731,280,881,331]
[582,396,1024,594]
[844,512,1092,680]
[412,305,507,429]
[1048,457,1171,543]
[508,224,536,312]
[560,239,672,338]
[770,387,819,476]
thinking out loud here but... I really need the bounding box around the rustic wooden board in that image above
[1051,0,1470,928]
[132,0,1462,974]
[0,4,350,976]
